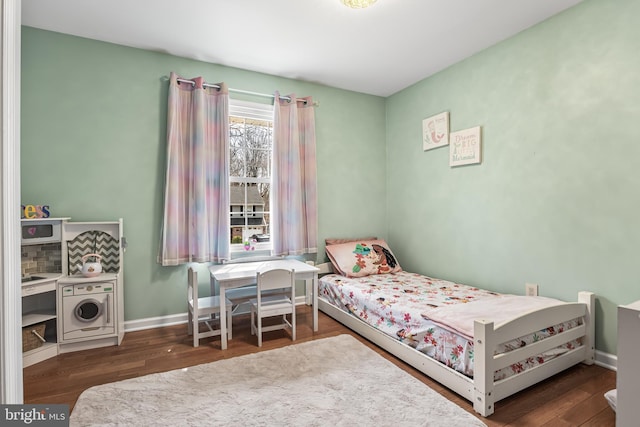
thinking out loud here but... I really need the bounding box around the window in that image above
[229,99,274,252]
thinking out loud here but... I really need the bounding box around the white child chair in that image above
[250,268,296,347]
[187,267,233,347]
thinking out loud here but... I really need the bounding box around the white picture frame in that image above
[449,126,482,167]
[422,112,449,151]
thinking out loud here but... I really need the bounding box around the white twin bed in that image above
[315,239,595,417]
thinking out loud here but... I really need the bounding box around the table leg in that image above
[220,284,227,350]
[304,260,314,305]
[305,277,312,305]
[313,273,318,332]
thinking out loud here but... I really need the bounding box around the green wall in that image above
[385,0,640,355]
[20,27,387,321]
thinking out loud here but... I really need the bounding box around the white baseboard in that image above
[125,313,188,332]
[124,296,309,333]
[595,350,617,371]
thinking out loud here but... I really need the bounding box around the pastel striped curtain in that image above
[271,92,318,256]
[159,72,230,266]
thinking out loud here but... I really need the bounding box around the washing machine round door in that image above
[75,298,103,322]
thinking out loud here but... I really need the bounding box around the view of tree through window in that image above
[229,111,273,248]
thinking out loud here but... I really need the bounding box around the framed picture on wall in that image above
[422,112,449,151]
[449,126,482,167]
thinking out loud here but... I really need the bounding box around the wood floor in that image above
[23,306,616,426]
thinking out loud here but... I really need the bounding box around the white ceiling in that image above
[21,0,582,97]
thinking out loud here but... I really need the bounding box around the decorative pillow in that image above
[325,237,377,246]
[325,239,402,278]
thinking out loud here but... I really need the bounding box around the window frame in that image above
[228,98,274,254]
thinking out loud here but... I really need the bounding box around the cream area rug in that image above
[70,334,486,427]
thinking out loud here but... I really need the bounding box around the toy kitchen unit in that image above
[21,217,126,367]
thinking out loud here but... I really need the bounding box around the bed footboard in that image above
[472,291,595,416]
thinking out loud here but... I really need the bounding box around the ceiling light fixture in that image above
[341,0,377,9]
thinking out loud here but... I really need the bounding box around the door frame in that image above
[1,0,23,404]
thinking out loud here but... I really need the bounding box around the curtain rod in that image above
[176,78,317,106]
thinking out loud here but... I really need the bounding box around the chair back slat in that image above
[188,267,198,309]
[257,268,295,292]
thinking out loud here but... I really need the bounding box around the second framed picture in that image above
[449,126,482,167]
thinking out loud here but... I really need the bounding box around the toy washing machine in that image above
[61,281,115,341]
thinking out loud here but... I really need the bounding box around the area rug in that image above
[70,334,486,426]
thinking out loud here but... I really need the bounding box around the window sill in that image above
[228,248,272,259]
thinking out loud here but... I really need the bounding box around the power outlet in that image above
[525,283,539,297]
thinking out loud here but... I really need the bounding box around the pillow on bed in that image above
[325,239,402,277]
[325,237,377,246]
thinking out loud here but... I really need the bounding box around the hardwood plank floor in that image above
[23,306,616,426]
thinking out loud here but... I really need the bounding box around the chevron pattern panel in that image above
[68,230,120,275]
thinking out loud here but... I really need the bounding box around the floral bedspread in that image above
[319,271,583,380]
